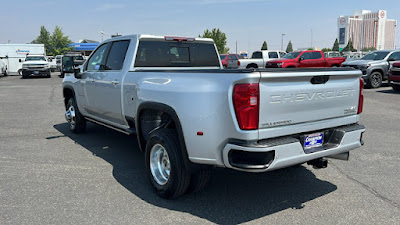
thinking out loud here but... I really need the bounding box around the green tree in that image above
[261,41,268,50]
[341,39,357,52]
[199,28,229,54]
[49,26,73,56]
[32,25,73,56]
[31,26,51,55]
[332,38,340,51]
[362,47,376,52]
[321,48,332,52]
[285,40,293,52]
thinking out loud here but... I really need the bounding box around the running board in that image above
[85,117,136,135]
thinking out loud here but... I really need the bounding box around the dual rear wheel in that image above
[65,99,211,198]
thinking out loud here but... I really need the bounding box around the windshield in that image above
[282,52,301,59]
[362,52,389,60]
[220,55,227,60]
[25,56,46,61]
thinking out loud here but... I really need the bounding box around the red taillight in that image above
[233,83,259,130]
[237,60,240,66]
[164,36,195,42]
[358,78,364,114]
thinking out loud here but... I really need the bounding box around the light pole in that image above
[281,34,285,51]
[100,31,105,42]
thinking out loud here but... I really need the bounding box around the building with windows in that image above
[337,10,397,50]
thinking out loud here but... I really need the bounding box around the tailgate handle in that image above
[311,75,329,84]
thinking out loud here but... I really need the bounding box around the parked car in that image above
[62,34,365,199]
[21,55,51,78]
[324,51,340,58]
[342,50,400,88]
[220,54,240,69]
[266,50,346,68]
[56,55,63,72]
[389,61,400,92]
[238,50,286,69]
[47,56,57,72]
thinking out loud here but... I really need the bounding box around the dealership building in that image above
[337,10,397,50]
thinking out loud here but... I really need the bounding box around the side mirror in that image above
[299,57,304,62]
[19,59,22,62]
[74,68,82,79]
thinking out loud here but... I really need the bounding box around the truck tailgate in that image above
[258,69,361,132]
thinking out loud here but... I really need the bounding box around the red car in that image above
[389,61,400,91]
[265,50,346,68]
[220,54,240,69]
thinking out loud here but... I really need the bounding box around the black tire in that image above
[145,129,191,199]
[392,85,400,92]
[22,74,28,79]
[366,71,383,88]
[186,166,211,193]
[66,98,86,133]
[46,73,51,78]
[3,70,8,76]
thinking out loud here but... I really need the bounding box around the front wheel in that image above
[65,98,86,133]
[366,72,383,88]
[145,129,191,199]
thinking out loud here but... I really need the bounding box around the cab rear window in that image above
[134,40,220,67]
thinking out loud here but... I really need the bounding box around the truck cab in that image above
[266,50,346,68]
[21,55,51,79]
[238,50,286,69]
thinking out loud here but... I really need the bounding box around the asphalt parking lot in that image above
[1,73,399,225]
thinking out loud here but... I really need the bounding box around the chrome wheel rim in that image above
[65,105,76,129]
[371,73,381,87]
[150,144,171,185]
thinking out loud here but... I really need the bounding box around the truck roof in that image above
[104,34,214,43]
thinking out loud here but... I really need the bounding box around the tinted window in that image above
[86,43,109,71]
[25,56,46,61]
[268,52,278,58]
[301,52,312,60]
[362,51,390,60]
[220,55,227,60]
[105,40,130,70]
[135,40,219,67]
[283,52,301,59]
[251,52,262,59]
[279,52,286,57]
[388,52,400,61]
[228,55,237,60]
[310,52,322,59]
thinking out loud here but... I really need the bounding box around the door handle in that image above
[111,80,120,85]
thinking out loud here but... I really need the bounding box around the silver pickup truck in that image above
[62,34,365,198]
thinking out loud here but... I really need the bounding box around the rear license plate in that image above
[34,71,39,75]
[304,133,323,149]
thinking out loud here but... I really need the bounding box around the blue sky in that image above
[2,0,399,54]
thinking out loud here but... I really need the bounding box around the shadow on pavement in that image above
[376,89,399,94]
[53,122,337,224]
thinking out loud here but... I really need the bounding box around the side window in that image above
[311,52,322,59]
[86,43,109,71]
[268,52,278,58]
[252,52,262,59]
[279,52,286,57]
[301,52,312,60]
[388,52,400,61]
[105,40,130,70]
